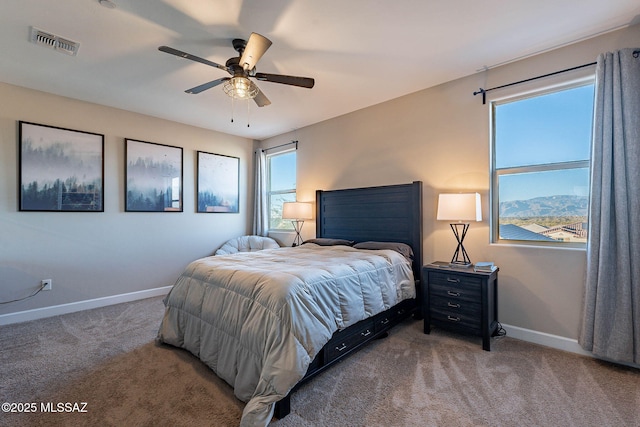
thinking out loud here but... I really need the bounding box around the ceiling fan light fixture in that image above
[223,77,259,100]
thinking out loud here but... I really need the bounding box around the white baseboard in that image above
[503,323,640,369]
[501,323,593,356]
[0,286,172,326]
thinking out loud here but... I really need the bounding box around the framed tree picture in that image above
[19,121,104,212]
[125,139,183,212]
[197,151,239,213]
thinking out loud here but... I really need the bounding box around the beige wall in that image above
[261,24,640,340]
[0,83,254,317]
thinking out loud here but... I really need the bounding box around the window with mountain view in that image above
[491,81,594,245]
[267,150,296,230]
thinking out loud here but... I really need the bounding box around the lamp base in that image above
[449,223,472,266]
[449,260,472,268]
[291,220,305,247]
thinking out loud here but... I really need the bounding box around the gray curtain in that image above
[252,149,268,236]
[579,48,640,364]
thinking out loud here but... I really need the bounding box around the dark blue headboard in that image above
[316,181,423,282]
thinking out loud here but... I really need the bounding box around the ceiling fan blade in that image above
[185,77,230,94]
[254,73,315,89]
[159,46,230,73]
[239,33,272,71]
[253,88,271,107]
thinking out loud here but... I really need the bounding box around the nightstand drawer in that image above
[429,280,480,302]
[430,271,481,289]
[431,310,481,333]
[430,295,481,318]
[431,293,481,331]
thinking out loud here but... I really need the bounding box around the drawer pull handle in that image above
[335,344,347,352]
[447,302,460,308]
[447,315,461,322]
[361,329,372,337]
[447,291,461,297]
[380,318,390,325]
[447,277,460,283]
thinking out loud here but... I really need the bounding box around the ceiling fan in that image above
[158,33,315,108]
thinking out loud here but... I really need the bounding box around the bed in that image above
[157,181,423,426]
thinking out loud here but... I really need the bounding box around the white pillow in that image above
[215,235,280,255]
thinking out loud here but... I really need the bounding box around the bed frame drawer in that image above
[326,318,375,362]
[374,298,414,333]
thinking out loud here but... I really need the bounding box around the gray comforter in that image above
[157,243,415,426]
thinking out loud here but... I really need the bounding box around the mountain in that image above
[500,195,588,217]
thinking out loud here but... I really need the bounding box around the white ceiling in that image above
[1,0,639,140]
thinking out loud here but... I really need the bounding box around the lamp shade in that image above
[437,193,482,222]
[282,202,313,220]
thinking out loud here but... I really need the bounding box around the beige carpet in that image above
[1,296,639,427]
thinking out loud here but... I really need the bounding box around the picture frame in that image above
[125,139,183,212]
[19,121,104,212]
[197,151,239,213]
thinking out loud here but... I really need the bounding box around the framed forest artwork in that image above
[19,121,104,212]
[197,151,239,213]
[125,139,183,212]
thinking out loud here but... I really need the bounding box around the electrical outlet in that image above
[41,279,52,291]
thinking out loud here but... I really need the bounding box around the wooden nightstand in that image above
[423,263,499,351]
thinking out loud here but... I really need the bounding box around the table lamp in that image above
[282,201,313,246]
[437,193,482,266]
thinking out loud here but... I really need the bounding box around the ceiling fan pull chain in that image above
[247,99,251,127]
[230,96,235,123]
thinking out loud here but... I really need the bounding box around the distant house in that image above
[499,224,557,241]
[500,222,588,242]
[540,222,588,243]
[521,224,549,234]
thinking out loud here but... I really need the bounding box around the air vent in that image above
[30,27,80,56]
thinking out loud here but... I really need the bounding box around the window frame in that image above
[266,148,297,232]
[489,77,594,248]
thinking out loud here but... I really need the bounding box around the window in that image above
[491,81,594,246]
[267,150,296,230]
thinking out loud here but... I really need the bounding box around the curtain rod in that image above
[262,140,298,153]
[473,61,596,105]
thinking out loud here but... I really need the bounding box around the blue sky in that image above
[495,84,594,202]
[269,151,296,191]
